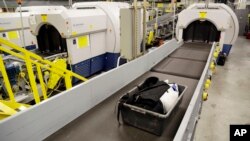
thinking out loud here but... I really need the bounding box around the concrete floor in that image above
[194,37,250,141]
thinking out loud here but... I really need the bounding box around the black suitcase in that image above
[217,52,227,66]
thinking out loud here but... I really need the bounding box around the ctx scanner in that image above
[0,6,66,51]
[29,2,130,77]
[176,3,239,55]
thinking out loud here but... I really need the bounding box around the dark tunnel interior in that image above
[183,20,221,43]
[37,24,67,54]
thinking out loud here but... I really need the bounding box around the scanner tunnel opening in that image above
[183,20,221,43]
[37,24,67,55]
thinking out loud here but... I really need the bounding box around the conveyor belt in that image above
[46,72,198,141]
[152,58,206,79]
[45,43,212,141]
[152,43,211,80]
[170,48,209,62]
[180,42,211,51]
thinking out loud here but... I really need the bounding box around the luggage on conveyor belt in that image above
[117,77,187,136]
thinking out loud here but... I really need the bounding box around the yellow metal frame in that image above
[0,100,30,120]
[0,56,16,102]
[0,38,88,119]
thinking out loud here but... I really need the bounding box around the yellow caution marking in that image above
[199,11,207,19]
[41,14,48,22]
[78,35,89,48]
[157,3,164,8]
[7,31,19,40]
[72,32,77,36]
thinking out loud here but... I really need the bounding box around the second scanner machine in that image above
[0,6,66,51]
[29,2,130,78]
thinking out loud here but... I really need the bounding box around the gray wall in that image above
[234,9,249,35]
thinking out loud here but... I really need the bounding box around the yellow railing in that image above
[0,38,88,119]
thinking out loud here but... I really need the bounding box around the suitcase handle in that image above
[131,107,146,114]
